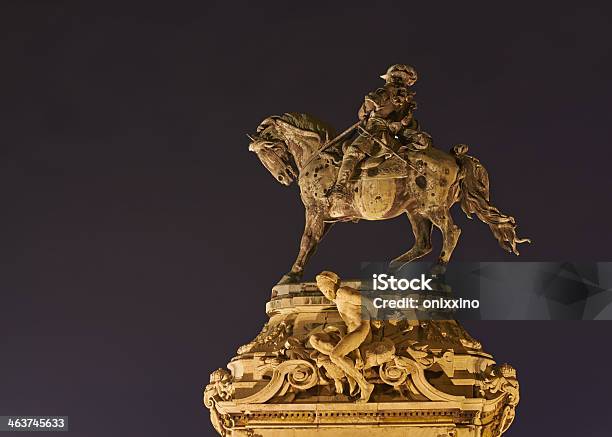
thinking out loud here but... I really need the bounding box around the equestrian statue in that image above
[248,64,530,284]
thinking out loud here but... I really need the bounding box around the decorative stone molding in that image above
[204,280,519,436]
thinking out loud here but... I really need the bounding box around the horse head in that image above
[249,113,337,186]
[248,117,298,186]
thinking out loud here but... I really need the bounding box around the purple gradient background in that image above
[1,2,612,436]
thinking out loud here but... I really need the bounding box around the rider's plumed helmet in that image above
[380,64,418,86]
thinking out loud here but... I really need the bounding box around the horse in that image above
[248,112,530,284]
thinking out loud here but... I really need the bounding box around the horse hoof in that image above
[388,261,404,273]
[389,257,411,273]
[277,272,302,285]
[429,263,447,276]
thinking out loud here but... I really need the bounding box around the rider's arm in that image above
[359,88,388,120]
[358,101,369,120]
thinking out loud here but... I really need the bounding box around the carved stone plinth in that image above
[204,280,519,437]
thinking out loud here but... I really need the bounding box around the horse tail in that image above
[452,144,531,255]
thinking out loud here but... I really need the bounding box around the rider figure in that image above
[329,64,419,204]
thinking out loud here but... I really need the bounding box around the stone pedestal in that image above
[204,280,519,437]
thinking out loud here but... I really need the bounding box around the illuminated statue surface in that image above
[205,66,524,437]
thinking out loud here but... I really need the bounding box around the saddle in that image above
[356,144,426,180]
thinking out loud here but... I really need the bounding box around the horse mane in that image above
[276,112,337,143]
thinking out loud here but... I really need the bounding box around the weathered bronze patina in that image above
[205,66,525,437]
[249,65,530,284]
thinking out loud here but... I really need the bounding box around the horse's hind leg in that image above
[429,208,461,273]
[389,211,433,271]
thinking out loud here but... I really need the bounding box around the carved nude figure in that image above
[309,271,375,402]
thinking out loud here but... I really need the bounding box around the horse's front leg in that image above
[278,211,328,284]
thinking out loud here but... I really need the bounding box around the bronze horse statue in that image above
[249,113,530,284]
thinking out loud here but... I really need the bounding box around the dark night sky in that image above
[1,1,612,436]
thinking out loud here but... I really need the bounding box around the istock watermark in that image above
[372,274,432,291]
[359,261,612,320]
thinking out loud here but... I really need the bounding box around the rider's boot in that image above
[328,153,361,215]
